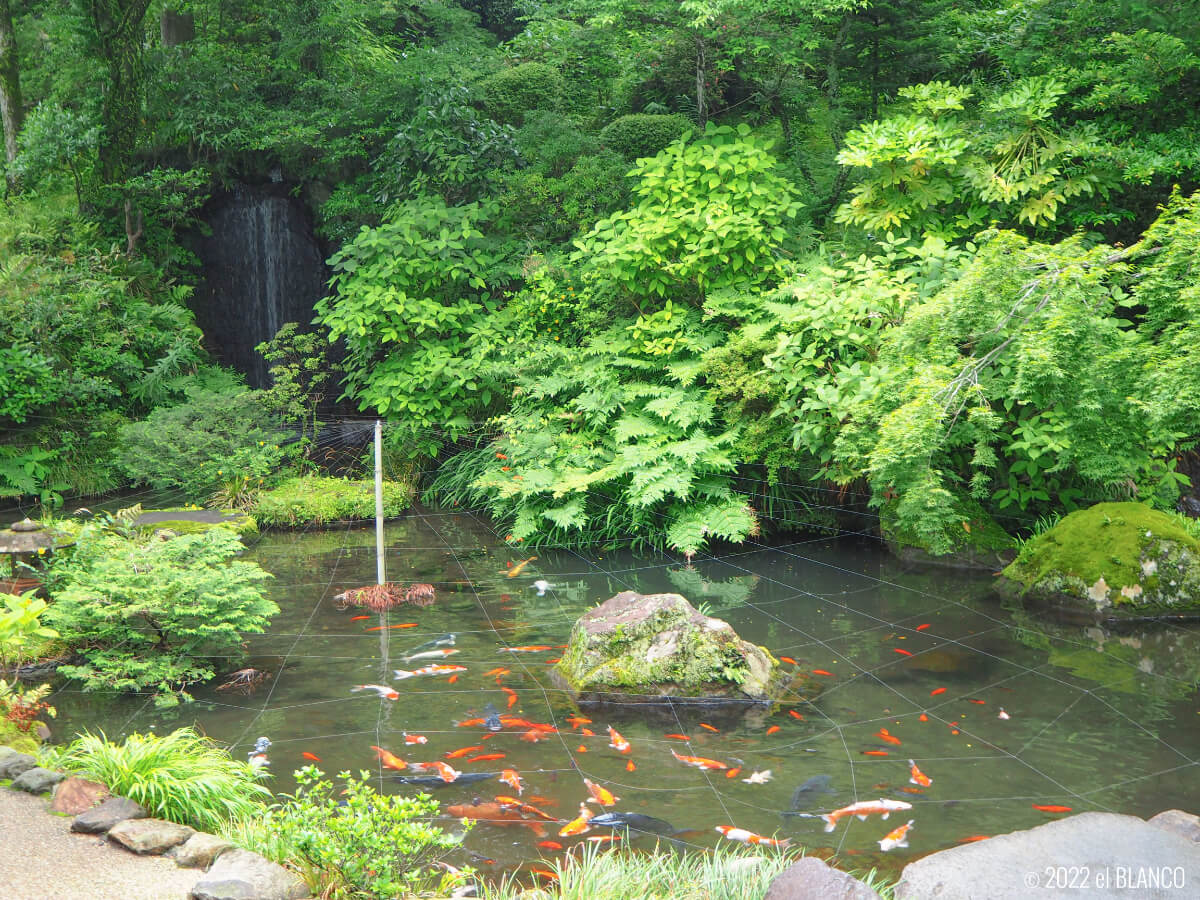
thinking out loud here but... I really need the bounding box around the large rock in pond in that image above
[883,499,1016,572]
[554,591,815,715]
[1000,502,1200,623]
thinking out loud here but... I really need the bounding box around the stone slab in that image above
[11,766,64,794]
[895,811,1200,899]
[170,831,235,869]
[189,849,309,900]
[765,857,882,900]
[51,776,111,815]
[108,817,195,855]
[71,796,148,833]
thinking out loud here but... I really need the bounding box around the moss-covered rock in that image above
[555,591,810,713]
[252,476,414,527]
[1000,502,1200,622]
[882,500,1017,571]
[132,508,258,539]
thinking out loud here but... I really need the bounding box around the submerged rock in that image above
[894,811,1200,899]
[555,591,810,712]
[1000,502,1200,622]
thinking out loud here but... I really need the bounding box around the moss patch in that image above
[882,498,1016,570]
[253,476,415,527]
[1002,502,1200,618]
[134,508,258,539]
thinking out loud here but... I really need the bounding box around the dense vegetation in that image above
[1,0,1198,559]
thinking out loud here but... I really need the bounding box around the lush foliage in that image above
[45,526,276,705]
[56,728,271,832]
[253,476,415,527]
[0,591,59,750]
[222,767,465,899]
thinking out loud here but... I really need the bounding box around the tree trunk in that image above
[0,0,23,170]
[694,34,707,128]
[87,0,153,185]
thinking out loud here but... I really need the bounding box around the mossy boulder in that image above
[1000,502,1200,622]
[883,499,1017,571]
[555,591,810,714]
[132,508,258,539]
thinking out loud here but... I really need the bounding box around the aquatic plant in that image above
[483,841,794,900]
[334,582,437,611]
[222,766,466,899]
[57,728,271,832]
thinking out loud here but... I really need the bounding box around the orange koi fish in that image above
[527,796,554,806]
[301,752,321,762]
[898,786,925,794]
[546,657,561,663]
[789,710,805,721]
[484,668,511,678]
[779,656,798,665]
[500,716,555,731]
[894,648,913,657]
[521,730,548,743]
[467,753,507,763]
[583,778,619,806]
[580,727,595,736]
[428,761,462,783]
[625,759,636,772]
[670,748,728,770]
[664,733,690,741]
[495,795,523,808]
[725,767,741,779]
[502,645,553,652]
[537,841,564,851]
[576,744,587,753]
[521,804,559,823]
[501,687,519,708]
[445,745,484,759]
[447,675,458,684]
[878,819,915,851]
[908,759,932,787]
[1033,804,1073,813]
[698,723,719,733]
[766,725,781,735]
[715,826,790,848]
[558,803,594,837]
[930,687,947,696]
[916,623,931,631]
[875,728,902,746]
[348,615,371,621]
[813,669,834,677]
[530,868,558,882]
[403,733,428,745]
[919,713,929,722]
[958,835,991,843]
[506,557,538,578]
[370,746,407,771]
[607,726,631,754]
[499,769,524,794]
[365,623,419,631]
[566,715,592,728]
[352,684,399,700]
[820,799,912,832]
[968,698,986,705]
[862,750,890,757]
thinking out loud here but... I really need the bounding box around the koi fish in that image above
[527,796,553,806]
[558,803,594,837]
[664,733,690,741]
[607,725,631,753]
[779,656,798,665]
[521,804,559,823]
[506,557,538,578]
[958,835,991,843]
[968,698,986,705]
[446,801,545,835]
[715,826,790,848]
[545,657,561,664]
[766,725,781,736]
[583,778,619,806]
[908,759,932,787]
[501,645,553,652]
[501,687,518,708]
[919,713,929,722]
[499,769,524,794]
[626,759,636,772]
[862,750,890,756]
[521,729,549,742]
[531,868,558,881]
[576,744,587,753]
[580,727,595,736]
[875,728,902,746]
[586,834,621,844]
[821,799,912,832]
[998,708,1011,720]
[878,819,915,851]
[348,615,371,621]
[408,633,456,652]
[894,648,913,656]
[566,715,592,728]
[1033,805,1073,813]
[930,687,947,696]
[898,786,925,794]
[393,665,468,679]
[301,752,321,762]
[447,675,458,684]
[813,669,834,677]
[698,723,719,733]
[402,648,460,663]
[726,767,741,779]
[789,710,805,721]
[445,745,484,759]
[365,623,419,631]
[537,841,563,851]
[670,748,728,770]
[484,668,511,678]
[370,746,407,771]
[352,684,399,700]
[467,753,507,762]
[916,623,931,631]
[742,770,772,784]
[495,795,523,808]
[428,761,461,783]
[403,733,427,745]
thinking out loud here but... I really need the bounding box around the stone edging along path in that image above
[0,746,310,900]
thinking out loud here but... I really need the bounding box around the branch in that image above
[124,197,143,256]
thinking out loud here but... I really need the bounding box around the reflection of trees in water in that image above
[666,567,758,610]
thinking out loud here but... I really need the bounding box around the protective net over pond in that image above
[42,490,1200,880]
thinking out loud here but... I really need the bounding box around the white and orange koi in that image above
[878,819,915,852]
[402,648,460,663]
[607,725,631,754]
[499,768,524,795]
[741,769,773,784]
[821,799,912,832]
[670,748,728,770]
[908,759,932,787]
[558,803,594,837]
[394,664,468,679]
[583,778,619,807]
[714,825,790,848]
[352,684,399,700]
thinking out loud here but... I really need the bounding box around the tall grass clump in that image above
[57,728,271,831]
[484,843,795,900]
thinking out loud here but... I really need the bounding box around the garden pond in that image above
[42,509,1200,880]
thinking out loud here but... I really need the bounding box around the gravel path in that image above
[0,789,199,900]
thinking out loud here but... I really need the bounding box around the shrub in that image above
[57,728,271,832]
[599,113,692,161]
[45,526,276,706]
[223,767,466,899]
[480,62,564,124]
[115,378,293,501]
[253,476,415,527]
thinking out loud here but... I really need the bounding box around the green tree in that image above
[0,0,23,172]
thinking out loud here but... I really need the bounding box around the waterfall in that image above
[189,184,328,388]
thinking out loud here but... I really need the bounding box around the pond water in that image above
[45,509,1200,881]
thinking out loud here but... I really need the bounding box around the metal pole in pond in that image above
[375,419,385,586]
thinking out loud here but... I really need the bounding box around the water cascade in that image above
[189,184,328,387]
